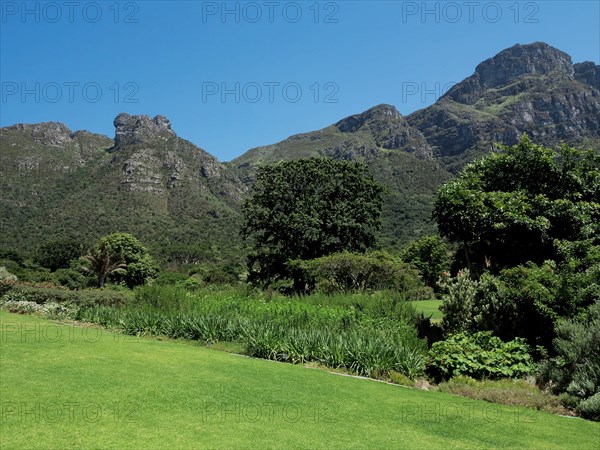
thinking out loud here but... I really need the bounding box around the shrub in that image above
[54,268,88,290]
[0,298,76,319]
[576,393,600,421]
[0,285,131,307]
[438,270,478,333]
[0,267,17,282]
[438,376,569,415]
[439,259,595,351]
[154,272,191,286]
[538,300,600,417]
[427,331,533,381]
[295,251,431,297]
[203,268,239,285]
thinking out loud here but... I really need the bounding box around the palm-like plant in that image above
[81,242,127,288]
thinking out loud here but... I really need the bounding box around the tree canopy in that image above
[434,135,600,273]
[82,233,157,288]
[242,158,385,287]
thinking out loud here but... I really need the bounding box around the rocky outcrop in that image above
[443,42,574,104]
[113,113,175,146]
[335,104,433,158]
[3,122,75,148]
[575,61,600,91]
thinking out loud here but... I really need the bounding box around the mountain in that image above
[0,114,246,265]
[407,42,600,171]
[230,104,452,247]
[230,42,600,246]
[2,42,599,262]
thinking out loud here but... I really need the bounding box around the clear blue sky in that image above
[1,1,599,161]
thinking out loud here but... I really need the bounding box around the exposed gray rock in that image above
[114,113,175,146]
[574,61,600,91]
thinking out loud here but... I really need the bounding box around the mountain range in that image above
[2,42,599,265]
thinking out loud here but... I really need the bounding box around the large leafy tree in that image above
[242,158,384,288]
[82,233,157,288]
[400,235,451,289]
[35,238,85,272]
[434,136,600,273]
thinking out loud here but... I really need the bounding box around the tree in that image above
[35,238,85,272]
[81,242,126,288]
[294,251,429,296]
[242,158,385,288]
[82,233,157,288]
[400,235,451,289]
[434,136,600,273]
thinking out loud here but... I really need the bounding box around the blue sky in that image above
[1,1,599,161]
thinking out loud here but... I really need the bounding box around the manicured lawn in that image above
[411,299,443,321]
[1,311,598,449]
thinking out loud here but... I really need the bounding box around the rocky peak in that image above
[574,61,600,91]
[113,113,175,146]
[474,42,573,89]
[335,104,402,133]
[443,42,575,105]
[3,122,74,147]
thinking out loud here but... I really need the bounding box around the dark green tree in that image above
[434,136,600,273]
[242,158,385,288]
[400,235,451,289]
[35,238,85,272]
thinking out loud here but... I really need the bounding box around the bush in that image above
[438,270,478,333]
[54,268,88,290]
[427,331,533,381]
[576,393,600,421]
[203,268,239,285]
[295,251,431,297]
[439,258,595,351]
[153,272,191,286]
[0,285,131,307]
[438,376,569,415]
[0,299,76,319]
[538,300,600,417]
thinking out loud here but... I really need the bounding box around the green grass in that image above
[411,299,443,321]
[1,312,598,449]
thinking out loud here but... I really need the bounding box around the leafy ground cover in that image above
[1,311,598,449]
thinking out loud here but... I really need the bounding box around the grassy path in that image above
[411,299,443,321]
[1,311,598,449]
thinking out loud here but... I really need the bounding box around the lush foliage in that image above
[82,233,157,288]
[538,300,600,420]
[427,331,533,381]
[34,238,85,272]
[439,243,599,350]
[435,136,600,273]
[293,251,431,297]
[400,235,451,289]
[242,158,384,288]
[74,285,426,379]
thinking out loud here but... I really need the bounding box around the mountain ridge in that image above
[2,41,599,261]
